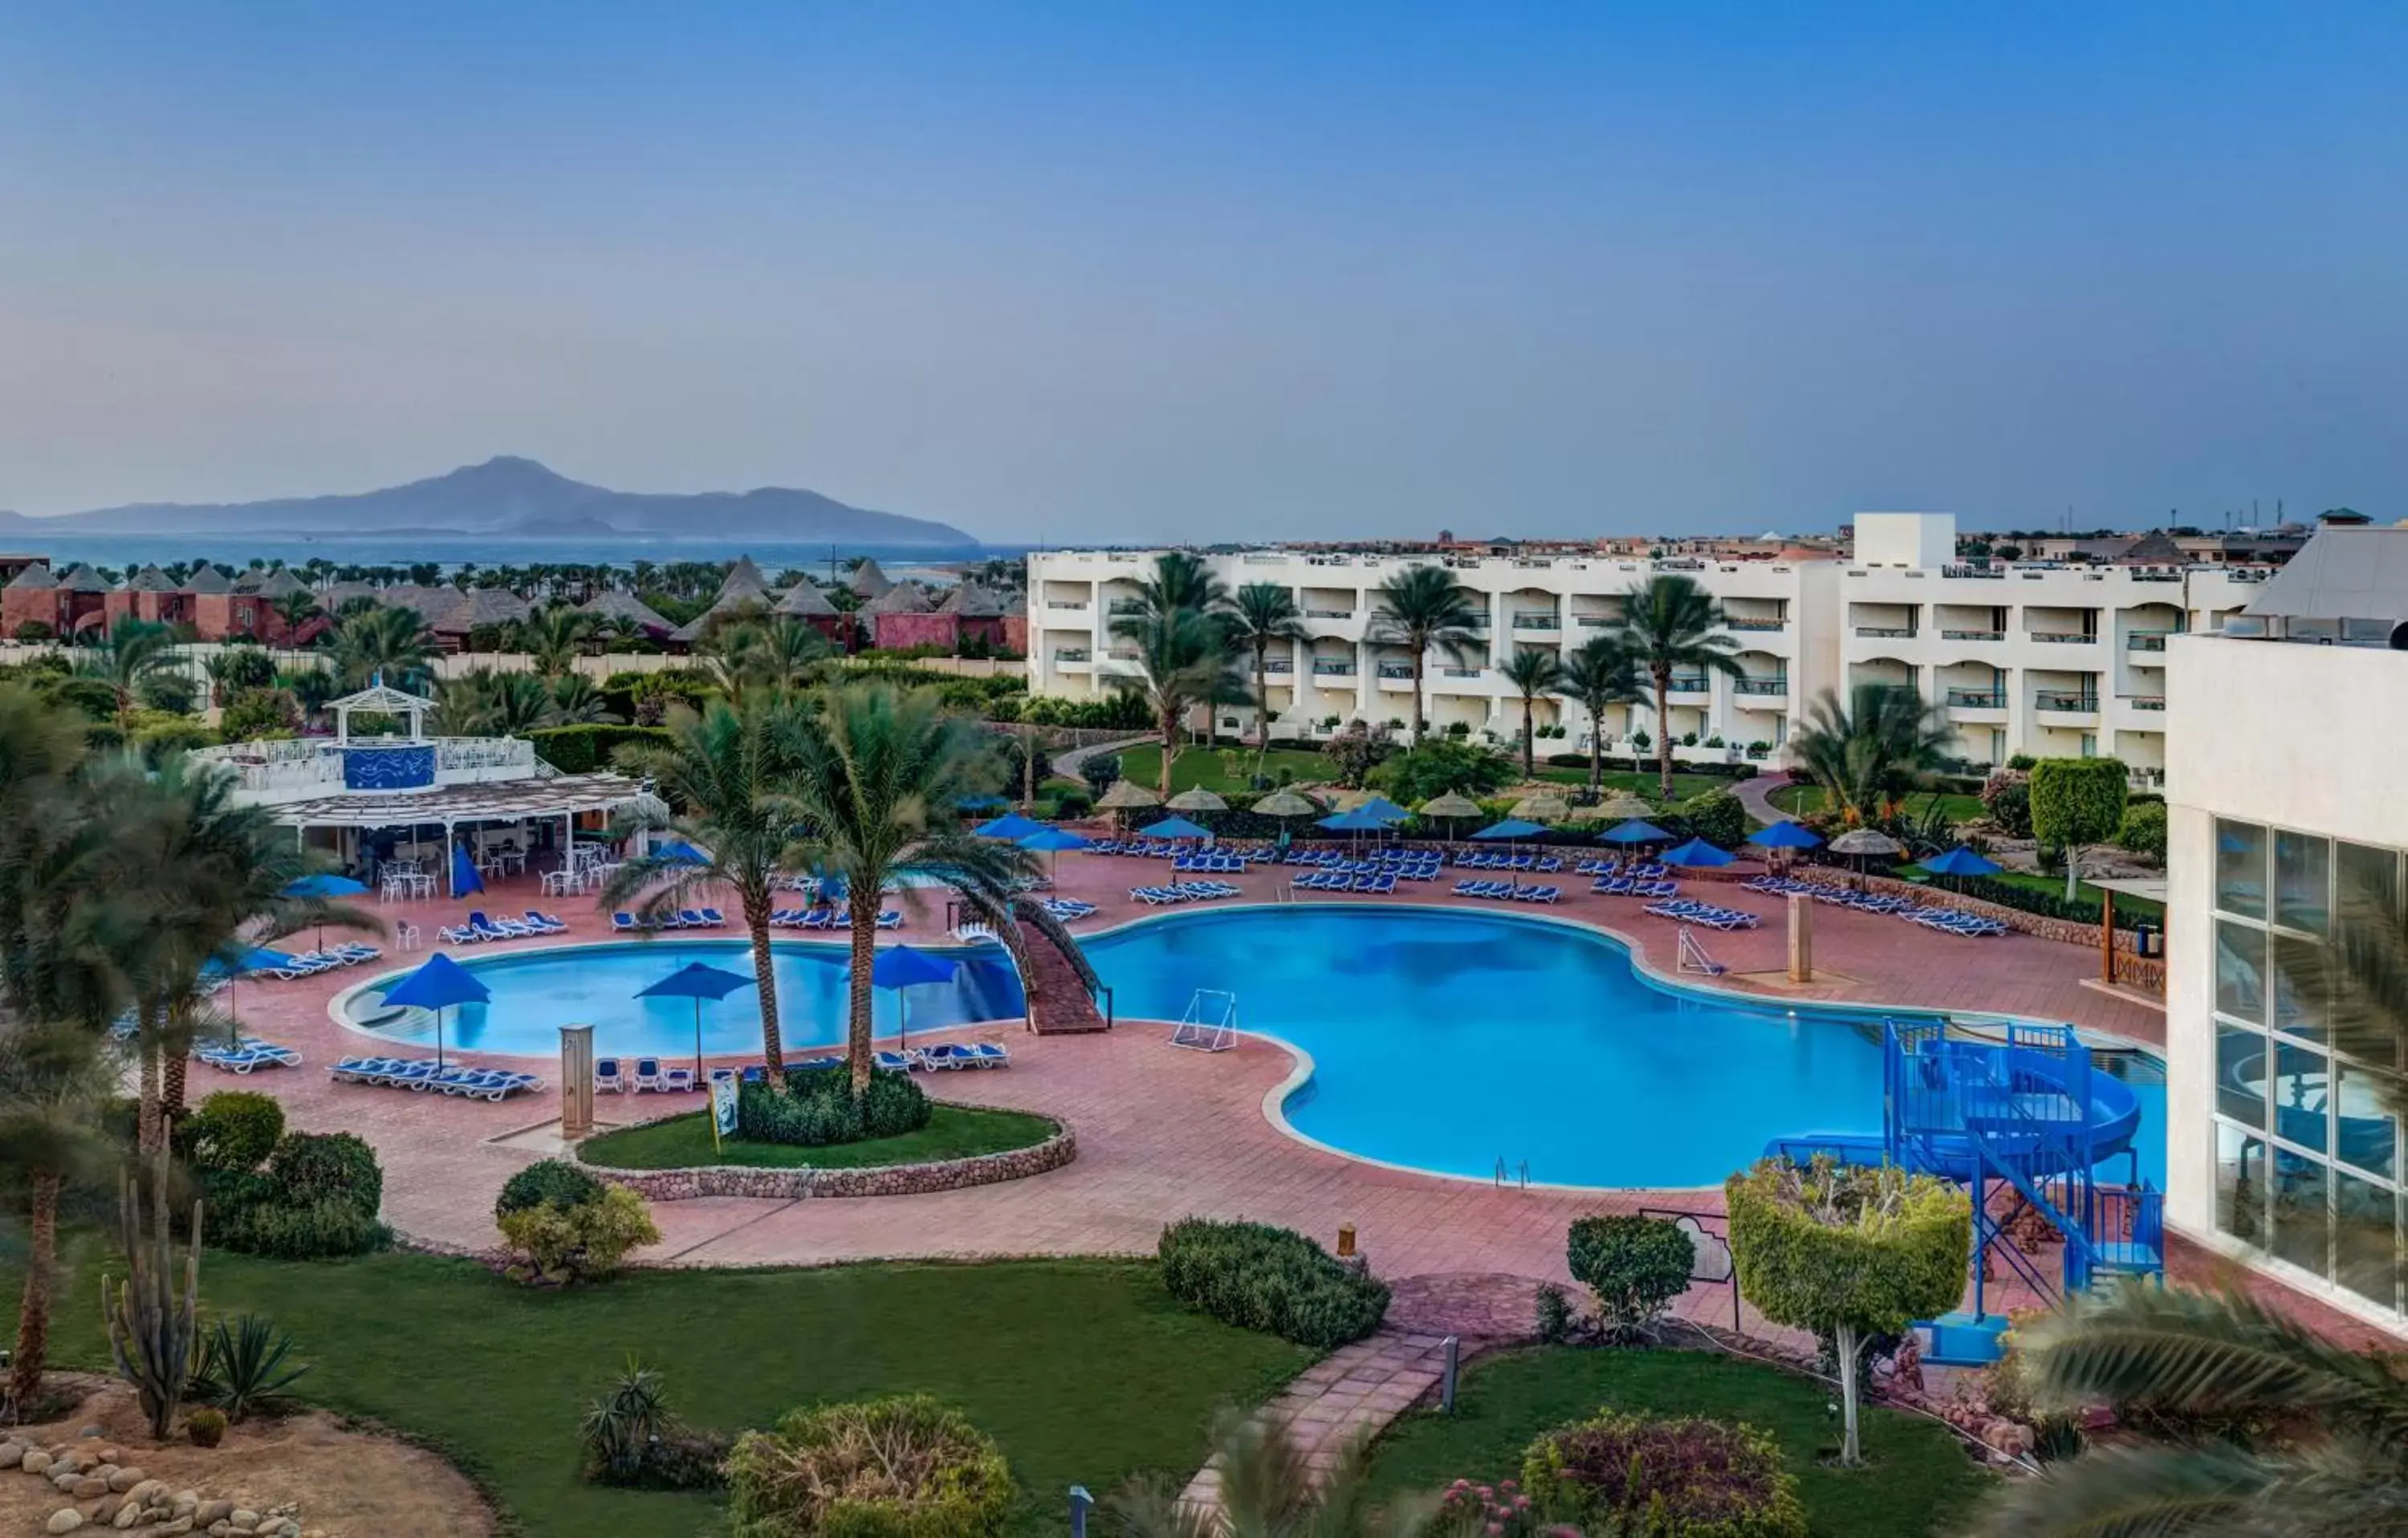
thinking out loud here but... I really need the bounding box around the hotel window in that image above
[2207,820,2408,1319]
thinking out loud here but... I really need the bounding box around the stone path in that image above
[1050,733,1153,781]
[1732,769,1795,827]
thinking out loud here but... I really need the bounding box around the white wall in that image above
[1853,511,1957,568]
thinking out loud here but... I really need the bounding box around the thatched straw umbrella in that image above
[1599,791,1658,820]
[1418,791,1482,843]
[1096,778,1161,832]
[1511,791,1572,824]
[1252,788,1320,819]
[1165,787,1228,812]
[1828,827,1904,878]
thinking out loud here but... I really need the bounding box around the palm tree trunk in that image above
[1410,649,1426,744]
[1836,1321,1863,1465]
[162,1048,189,1128]
[742,893,785,1076]
[136,999,164,1158]
[1588,703,1605,797]
[1520,695,1535,779]
[6,1170,59,1413]
[1653,669,1674,800]
[1252,646,1271,779]
[1157,705,1178,796]
[846,901,878,1097]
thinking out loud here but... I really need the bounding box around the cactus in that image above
[102,1159,202,1441]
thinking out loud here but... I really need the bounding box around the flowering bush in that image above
[1436,1475,1552,1538]
[1521,1414,1806,1538]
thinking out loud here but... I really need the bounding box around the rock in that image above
[92,1463,119,1484]
[94,1445,121,1463]
[174,1489,201,1512]
[114,1499,148,1529]
[157,1521,194,1536]
[73,1475,111,1499]
[230,1510,261,1530]
[79,1426,103,1439]
[108,1467,146,1492]
[47,1509,85,1534]
[124,1479,164,1506]
[194,1501,234,1526]
[1981,1417,2036,1459]
[0,1438,24,1467]
[52,1471,83,1494]
[22,1449,52,1475]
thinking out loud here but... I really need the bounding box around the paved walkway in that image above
[1179,1331,1454,1511]
[1731,769,1796,826]
[1048,733,1153,781]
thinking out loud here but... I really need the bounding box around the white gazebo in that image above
[328,681,433,742]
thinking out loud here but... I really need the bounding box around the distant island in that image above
[0,456,975,546]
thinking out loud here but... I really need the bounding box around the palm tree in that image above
[520,606,592,679]
[1108,608,1242,797]
[271,588,322,640]
[433,669,557,737]
[1108,1408,1433,1538]
[203,645,277,707]
[74,615,179,726]
[1223,583,1306,765]
[1498,648,1562,779]
[1368,566,1486,743]
[704,616,830,703]
[783,684,1032,1093]
[327,605,437,690]
[0,1020,118,1417]
[1785,684,1952,824]
[1613,574,1743,799]
[1113,551,1230,632]
[550,673,617,725]
[602,701,811,1076]
[1552,635,1647,798]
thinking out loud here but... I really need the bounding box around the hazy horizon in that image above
[5,4,2402,541]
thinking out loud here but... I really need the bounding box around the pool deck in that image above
[220,850,2183,1300]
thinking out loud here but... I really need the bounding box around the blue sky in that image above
[2,2,2402,540]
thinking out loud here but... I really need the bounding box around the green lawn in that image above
[580,1105,1059,1170]
[1771,783,1989,826]
[1929,866,2166,922]
[1364,1346,1994,1538]
[1530,766,1727,801]
[7,1249,1309,1538]
[1112,744,1335,794]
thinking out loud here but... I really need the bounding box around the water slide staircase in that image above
[1766,1020,2163,1363]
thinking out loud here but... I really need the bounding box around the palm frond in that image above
[1967,1439,2280,1538]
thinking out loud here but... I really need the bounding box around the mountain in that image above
[0,457,976,545]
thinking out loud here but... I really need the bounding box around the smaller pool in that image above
[340,939,1026,1059]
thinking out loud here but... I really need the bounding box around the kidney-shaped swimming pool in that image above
[339,904,2164,1190]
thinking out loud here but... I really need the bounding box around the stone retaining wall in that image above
[573,1108,1076,1200]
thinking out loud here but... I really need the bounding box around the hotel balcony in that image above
[1050,649,1092,673]
[2028,631,2099,645]
[1262,658,1295,676]
[1377,663,1417,690]
[1043,599,1092,614]
[1666,673,1711,698]
[1510,611,1562,633]
[1853,625,1917,640]
[1731,677,1788,700]
[1311,659,1359,677]
[2118,694,2168,714]
[1438,664,1486,682]
[1304,607,1357,620]
[1105,598,1146,617]
[1097,651,1142,677]
[1945,687,2007,710]
[1725,616,1787,633]
[2125,631,2170,651]
[1939,628,2004,642]
[2034,689,2101,718]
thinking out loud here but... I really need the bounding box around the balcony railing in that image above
[1377,664,1415,680]
[1511,612,1561,629]
[1312,661,1358,677]
[2126,632,2170,651]
[1043,600,1090,610]
[1574,615,1617,628]
[1940,628,2004,641]
[1051,649,1091,662]
[1725,617,1787,632]
[2030,631,2098,645]
[1853,625,1917,639]
[1666,674,1710,694]
[2122,695,2167,711]
[1946,689,2007,709]
[1304,608,1356,620]
[1439,665,1484,678]
[2035,690,2100,714]
[1263,659,1294,675]
[1942,564,2007,579]
[1106,599,1145,616]
[1733,677,1788,695]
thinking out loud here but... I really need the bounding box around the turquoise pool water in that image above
[344,905,2165,1190]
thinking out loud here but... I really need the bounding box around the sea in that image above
[0,532,1043,580]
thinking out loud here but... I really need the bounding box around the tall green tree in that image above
[1552,635,1647,798]
[783,684,1033,1093]
[1223,582,1306,763]
[1785,684,1953,825]
[1108,608,1242,797]
[702,616,831,703]
[75,615,181,727]
[327,606,437,690]
[1613,575,1743,799]
[271,588,323,639]
[1367,565,1485,743]
[520,605,592,679]
[603,701,811,1076]
[1114,551,1230,632]
[1498,648,1563,779]
[0,1021,117,1416]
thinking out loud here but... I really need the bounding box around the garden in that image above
[580,1101,1058,1170]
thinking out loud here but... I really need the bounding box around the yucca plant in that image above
[580,1356,670,1483]
[189,1312,310,1422]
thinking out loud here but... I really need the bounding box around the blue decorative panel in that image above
[344,744,436,791]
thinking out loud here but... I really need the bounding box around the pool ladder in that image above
[1494,1157,1531,1190]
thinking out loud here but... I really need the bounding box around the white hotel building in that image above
[1027,511,2271,779]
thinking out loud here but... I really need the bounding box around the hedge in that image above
[214,1130,391,1260]
[1156,1217,1389,1348]
[1566,1215,1694,1341]
[1522,1414,1807,1538]
[2029,757,2128,851]
[737,1067,931,1148]
[529,723,676,774]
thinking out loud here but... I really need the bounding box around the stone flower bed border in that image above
[571,1102,1076,1201]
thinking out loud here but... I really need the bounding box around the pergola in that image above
[327,682,433,742]
[269,772,665,870]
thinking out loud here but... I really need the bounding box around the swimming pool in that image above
[340,905,2164,1190]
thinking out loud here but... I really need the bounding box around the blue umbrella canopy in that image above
[1019,826,1092,852]
[1357,796,1410,824]
[283,873,369,898]
[382,952,493,1011]
[1144,816,1214,840]
[1316,808,1393,832]
[204,946,298,979]
[1747,820,1824,850]
[449,843,485,898]
[655,840,710,865]
[1921,845,2005,878]
[956,794,1010,811]
[1601,819,1671,844]
[868,945,960,990]
[1661,837,1736,868]
[1471,819,1548,840]
[634,961,756,1002]
[975,812,1045,840]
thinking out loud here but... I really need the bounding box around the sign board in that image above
[710,1075,740,1138]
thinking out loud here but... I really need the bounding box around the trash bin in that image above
[2135,922,2162,958]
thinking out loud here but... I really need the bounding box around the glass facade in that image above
[2208,817,2408,1320]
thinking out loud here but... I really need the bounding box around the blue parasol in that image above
[204,946,298,979]
[1920,845,2004,878]
[382,952,492,1068]
[1747,820,1823,850]
[975,812,1044,840]
[636,960,756,1081]
[864,944,960,1053]
[1019,824,1092,878]
[1470,819,1548,840]
[1601,819,1671,845]
[449,843,485,898]
[283,873,368,898]
[1661,836,1735,868]
[1316,808,1393,832]
[1144,816,1213,840]
[655,840,709,865]
[1357,796,1410,824]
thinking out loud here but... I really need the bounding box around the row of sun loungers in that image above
[193,1036,303,1073]
[1293,871,1398,893]
[442,910,572,945]
[1452,880,1562,903]
[721,1042,1014,1080]
[1742,875,2007,937]
[763,909,905,930]
[1170,853,1251,873]
[608,909,727,934]
[1576,859,1671,879]
[258,943,383,979]
[1039,897,1096,921]
[1130,881,1239,904]
[1592,877,1681,898]
[1288,853,1445,880]
[596,1056,697,1093]
[1644,899,1761,930]
[1454,852,1565,873]
[330,1056,543,1101]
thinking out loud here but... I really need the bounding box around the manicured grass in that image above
[8,1248,1310,1538]
[1113,743,1332,794]
[580,1105,1059,1170]
[1530,766,1727,801]
[1364,1345,1994,1538]
[1931,866,2166,921]
[1771,783,1989,826]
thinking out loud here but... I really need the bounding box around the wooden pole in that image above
[2101,888,2117,985]
[559,1023,595,1141]
[1788,893,1813,983]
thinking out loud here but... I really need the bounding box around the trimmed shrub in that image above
[738,1067,932,1148]
[1678,788,1747,849]
[214,1129,390,1260]
[265,1131,384,1218]
[217,1198,390,1261]
[1534,1283,1576,1345]
[1156,1217,1389,1349]
[1521,1413,1807,1538]
[498,1185,661,1285]
[181,1091,286,1174]
[1980,771,2033,838]
[2117,800,2167,861]
[528,722,676,774]
[498,1158,607,1219]
[1566,1215,1694,1341]
[2030,757,2127,860]
[727,1394,1013,1538]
